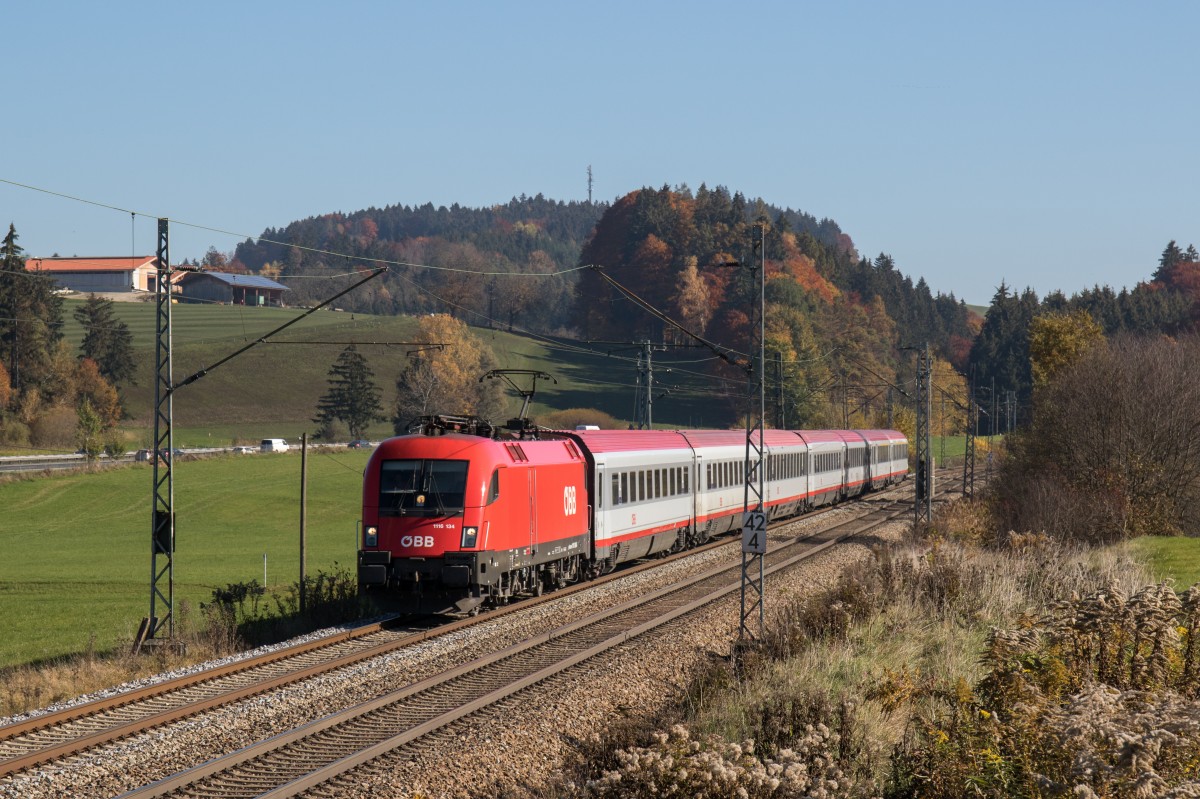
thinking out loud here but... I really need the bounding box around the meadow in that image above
[57,298,735,447]
[0,450,370,668]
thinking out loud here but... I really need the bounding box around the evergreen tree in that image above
[73,294,136,388]
[1153,240,1185,283]
[0,224,64,392]
[313,344,383,439]
[968,282,1039,433]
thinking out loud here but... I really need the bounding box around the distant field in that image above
[1127,536,1200,589]
[0,450,370,668]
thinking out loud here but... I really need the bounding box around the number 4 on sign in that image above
[742,510,767,554]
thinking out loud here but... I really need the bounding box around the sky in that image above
[3,1,1198,305]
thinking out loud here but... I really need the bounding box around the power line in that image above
[0,177,588,277]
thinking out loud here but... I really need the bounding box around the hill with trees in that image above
[228,185,977,430]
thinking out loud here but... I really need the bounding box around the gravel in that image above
[0,506,905,799]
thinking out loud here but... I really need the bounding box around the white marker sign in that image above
[742,510,767,554]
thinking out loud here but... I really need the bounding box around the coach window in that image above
[620,472,629,505]
[638,471,645,502]
[669,468,677,495]
[612,474,620,505]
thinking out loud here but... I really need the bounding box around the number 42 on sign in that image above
[742,509,767,554]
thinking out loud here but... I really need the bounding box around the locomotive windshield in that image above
[379,459,469,516]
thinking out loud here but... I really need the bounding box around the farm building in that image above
[24,256,162,293]
[178,271,289,306]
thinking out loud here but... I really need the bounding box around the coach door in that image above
[593,465,606,547]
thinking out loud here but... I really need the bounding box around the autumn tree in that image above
[75,398,105,461]
[201,247,230,271]
[1028,309,1105,389]
[74,357,122,429]
[392,314,506,431]
[672,256,711,335]
[930,356,968,438]
[766,309,833,427]
[313,344,383,440]
[74,294,136,389]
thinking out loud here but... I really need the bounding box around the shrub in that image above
[538,408,623,430]
[992,336,1200,541]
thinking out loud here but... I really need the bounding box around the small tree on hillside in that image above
[76,398,105,461]
[313,344,383,440]
[74,294,137,390]
[392,314,506,432]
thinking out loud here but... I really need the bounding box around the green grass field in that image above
[55,298,737,447]
[1127,536,1200,589]
[0,450,370,668]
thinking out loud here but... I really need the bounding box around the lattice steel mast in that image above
[739,221,768,642]
[148,218,174,643]
[913,343,933,526]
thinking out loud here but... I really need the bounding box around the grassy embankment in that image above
[0,449,370,670]
[553,504,1200,797]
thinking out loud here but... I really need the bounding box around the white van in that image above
[260,438,289,453]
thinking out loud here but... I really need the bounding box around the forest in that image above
[5,184,1198,442]
[228,185,980,431]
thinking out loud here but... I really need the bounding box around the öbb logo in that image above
[563,486,578,516]
[401,535,435,548]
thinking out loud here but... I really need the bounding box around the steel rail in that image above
[117,490,932,799]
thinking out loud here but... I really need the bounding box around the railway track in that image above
[116,485,943,799]
[1,473,959,794]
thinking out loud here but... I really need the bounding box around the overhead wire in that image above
[2,176,892,421]
[0,177,588,277]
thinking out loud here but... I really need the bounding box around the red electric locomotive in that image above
[357,416,589,613]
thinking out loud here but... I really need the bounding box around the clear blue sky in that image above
[4,1,1197,305]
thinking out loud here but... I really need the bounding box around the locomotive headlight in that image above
[365,526,378,547]
[461,526,478,548]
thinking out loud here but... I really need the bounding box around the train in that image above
[357,415,909,614]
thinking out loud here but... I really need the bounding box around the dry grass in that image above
[551,498,1191,798]
[0,568,367,720]
[0,599,238,719]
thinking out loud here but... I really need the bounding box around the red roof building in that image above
[24,256,171,293]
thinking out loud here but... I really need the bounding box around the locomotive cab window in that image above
[487,469,501,504]
[379,459,469,517]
